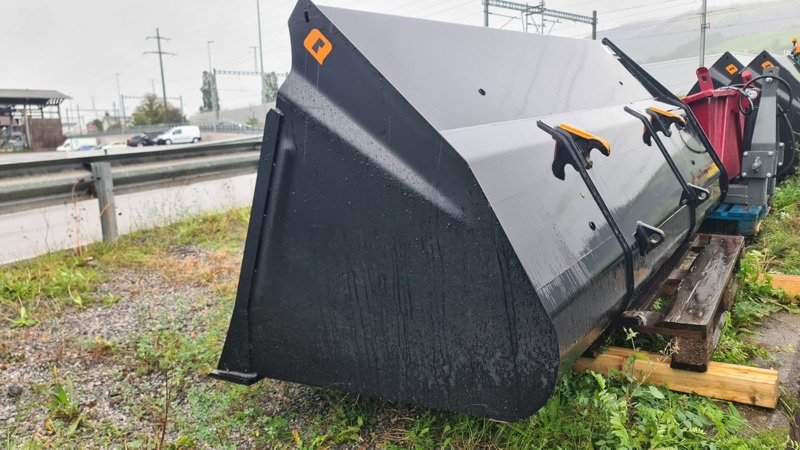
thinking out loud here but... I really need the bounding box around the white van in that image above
[56,137,99,152]
[156,126,201,145]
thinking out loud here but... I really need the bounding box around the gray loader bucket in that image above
[212,1,724,421]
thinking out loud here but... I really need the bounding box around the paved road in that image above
[0,134,261,165]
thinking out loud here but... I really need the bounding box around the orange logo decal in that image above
[304,28,332,65]
[725,64,738,74]
[761,60,774,68]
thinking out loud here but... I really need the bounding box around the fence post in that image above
[90,162,119,243]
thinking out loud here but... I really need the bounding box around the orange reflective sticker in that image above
[725,64,738,74]
[762,60,774,68]
[304,28,332,65]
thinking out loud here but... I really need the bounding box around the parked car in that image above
[57,137,98,152]
[127,133,158,147]
[6,134,25,150]
[156,126,201,145]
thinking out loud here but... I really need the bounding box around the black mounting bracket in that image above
[634,221,666,256]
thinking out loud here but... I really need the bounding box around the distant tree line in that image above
[132,94,185,125]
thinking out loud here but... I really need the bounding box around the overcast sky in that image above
[6,0,743,123]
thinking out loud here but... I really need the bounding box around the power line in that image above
[482,0,597,39]
[550,0,696,37]
[420,0,475,19]
[625,12,800,40]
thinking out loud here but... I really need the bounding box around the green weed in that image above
[8,306,37,328]
[45,373,85,437]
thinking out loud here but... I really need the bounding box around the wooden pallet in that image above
[573,347,779,408]
[614,234,745,372]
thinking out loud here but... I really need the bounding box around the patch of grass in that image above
[171,383,293,449]
[80,336,121,359]
[0,207,249,328]
[0,254,97,325]
[260,370,787,449]
[759,176,800,274]
[169,207,250,251]
[133,319,220,378]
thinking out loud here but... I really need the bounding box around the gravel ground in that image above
[0,248,218,446]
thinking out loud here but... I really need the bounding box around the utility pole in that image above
[256,0,266,104]
[115,73,126,132]
[207,40,219,127]
[64,106,73,135]
[145,28,174,113]
[539,0,544,34]
[249,46,259,71]
[150,79,156,95]
[592,10,597,40]
[206,41,214,76]
[76,104,82,134]
[483,0,489,26]
[699,0,709,66]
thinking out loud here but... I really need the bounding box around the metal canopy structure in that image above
[0,89,70,107]
[483,0,597,39]
[0,89,70,150]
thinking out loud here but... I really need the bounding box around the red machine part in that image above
[682,67,754,181]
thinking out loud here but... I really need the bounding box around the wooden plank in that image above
[661,235,742,332]
[760,273,800,297]
[573,347,779,408]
